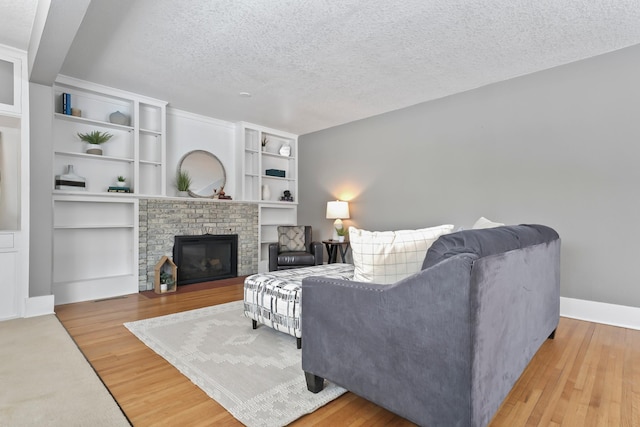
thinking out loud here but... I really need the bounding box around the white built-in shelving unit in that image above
[51,76,166,304]
[237,122,298,272]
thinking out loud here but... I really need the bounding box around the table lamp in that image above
[326,200,350,240]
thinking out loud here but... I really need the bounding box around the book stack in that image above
[265,169,286,178]
[61,93,71,115]
[107,186,132,193]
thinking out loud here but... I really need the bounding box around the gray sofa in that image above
[301,224,560,427]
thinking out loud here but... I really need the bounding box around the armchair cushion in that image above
[278,225,306,252]
[269,226,323,271]
[277,251,317,267]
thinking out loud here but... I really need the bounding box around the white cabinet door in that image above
[0,52,21,115]
[0,248,18,320]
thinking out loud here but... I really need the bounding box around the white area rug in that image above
[124,301,346,427]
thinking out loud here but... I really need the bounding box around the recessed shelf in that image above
[54,113,134,132]
[54,224,134,229]
[140,128,162,136]
[140,160,162,166]
[55,150,134,163]
[53,190,136,197]
[262,151,295,160]
[262,175,295,182]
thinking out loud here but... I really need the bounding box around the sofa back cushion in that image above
[422,224,559,270]
[350,224,454,284]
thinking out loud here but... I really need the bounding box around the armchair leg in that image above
[252,320,257,330]
[296,337,301,349]
[305,372,325,393]
[548,328,556,340]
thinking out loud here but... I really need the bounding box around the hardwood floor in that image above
[55,282,640,426]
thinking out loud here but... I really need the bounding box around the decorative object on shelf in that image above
[109,110,130,126]
[326,200,350,240]
[61,92,71,115]
[77,130,113,155]
[178,150,226,198]
[107,186,132,193]
[335,227,349,242]
[279,143,291,156]
[280,190,294,202]
[265,169,285,178]
[55,164,86,191]
[116,176,126,187]
[154,256,177,294]
[261,136,268,151]
[176,170,192,197]
[262,184,271,201]
[71,108,81,117]
[218,186,233,200]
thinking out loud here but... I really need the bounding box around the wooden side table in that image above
[322,240,350,263]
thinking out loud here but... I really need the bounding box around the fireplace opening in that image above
[173,234,238,286]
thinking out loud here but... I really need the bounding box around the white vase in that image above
[262,185,271,200]
[86,143,102,155]
[177,190,189,197]
[338,236,345,242]
[109,110,130,126]
[115,181,126,187]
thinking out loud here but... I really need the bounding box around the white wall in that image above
[166,109,236,198]
[298,43,640,308]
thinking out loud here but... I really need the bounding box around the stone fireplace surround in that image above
[138,198,259,291]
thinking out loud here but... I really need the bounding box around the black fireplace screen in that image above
[173,234,238,285]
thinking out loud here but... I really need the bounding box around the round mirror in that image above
[178,150,226,198]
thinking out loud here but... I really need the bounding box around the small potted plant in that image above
[116,176,126,187]
[176,170,192,197]
[335,227,349,242]
[261,135,268,151]
[159,270,174,293]
[77,130,113,155]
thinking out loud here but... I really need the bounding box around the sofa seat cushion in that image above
[422,224,559,270]
[350,224,454,284]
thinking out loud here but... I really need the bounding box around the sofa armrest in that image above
[268,243,278,272]
[301,253,477,426]
[310,241,323,265]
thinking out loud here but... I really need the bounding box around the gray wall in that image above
[298,44,640,308]
[29,83,53,297]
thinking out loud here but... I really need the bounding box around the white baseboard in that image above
[24,295,55,318]
[560,297,640,331]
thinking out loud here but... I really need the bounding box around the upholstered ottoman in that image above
[243,263,354,348]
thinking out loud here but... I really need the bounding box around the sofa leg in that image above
[548,328,557,339]
[252,320,257,330]
[305,372,324,393]
[296,337,302,349]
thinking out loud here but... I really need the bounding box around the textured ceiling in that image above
[7,1,640,135]
[0,0,38,50]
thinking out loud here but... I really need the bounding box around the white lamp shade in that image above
[326,201,350,219]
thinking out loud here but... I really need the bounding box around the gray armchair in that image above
[269,226,323,271]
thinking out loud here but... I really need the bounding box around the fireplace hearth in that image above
[173,234,238,286]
